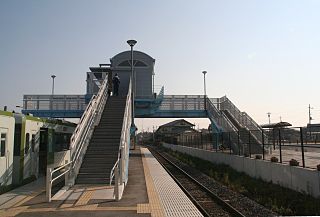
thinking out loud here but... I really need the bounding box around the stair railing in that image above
[45,76,109,202]
[110,79,132,201]
[206,98,241,153]
[206,98,238,132]
[219,96,267,146]
[69,76,109,184]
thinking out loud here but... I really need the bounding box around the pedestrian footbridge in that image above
[21,50,265,201]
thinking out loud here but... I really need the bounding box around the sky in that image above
[1,0,320,131]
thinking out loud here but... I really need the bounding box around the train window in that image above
[1,133,6,157]
[31,134,36,152]
[25,133,30,154]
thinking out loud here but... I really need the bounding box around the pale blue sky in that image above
[1,0,320,129]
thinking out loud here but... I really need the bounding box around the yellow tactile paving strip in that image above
[141,148,166,217]
[137,203,151,213]
[75,190,94,206]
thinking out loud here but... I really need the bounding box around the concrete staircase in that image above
[76,96,127,184]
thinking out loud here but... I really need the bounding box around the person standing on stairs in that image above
[112,73,120,96]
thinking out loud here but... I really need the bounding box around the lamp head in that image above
[202,71,207,75]
[127,40,137,47]
[51,75,56,79]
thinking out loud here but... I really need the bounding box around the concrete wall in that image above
[163,143,320,198]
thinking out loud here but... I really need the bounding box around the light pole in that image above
[267,112,271,124]
[127,40,137,148]
[51,75,56,95]
[51,75,56,118]
[202,71,207,110]
[308,104,313,125]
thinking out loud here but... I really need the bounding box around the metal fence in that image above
[23,95,87,111]
[170,127,320,169]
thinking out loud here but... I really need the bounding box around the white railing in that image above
[206,98,238,133]
[110,79,132,201]
[219,96,264,144]
[46,76,109,202]
[23,94,86,111]
[46,162,72,202]
[159,95,205,111]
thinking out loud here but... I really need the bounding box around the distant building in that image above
[155,119,197,144]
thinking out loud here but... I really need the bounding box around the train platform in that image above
[0,146,202,217]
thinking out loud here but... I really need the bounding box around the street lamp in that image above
[202,71,207,110]
[50,75,56,118]
[267,112,271,124]
[127,40,137,126]
[51,75,56,95]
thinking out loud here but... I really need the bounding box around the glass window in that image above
[1,133,6,157]
[135,60,147,67]
[25,133,30,154]
[118,60,130,67]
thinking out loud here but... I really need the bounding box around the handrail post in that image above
[300,127,305,168]
[279,128,282,163]
[262,129,265,160]
[248,132,251,158]
[237,131,240,156]
[46,167,52,202]
[114,165,119,201]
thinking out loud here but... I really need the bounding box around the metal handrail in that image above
[109,79,132,200]
[206,98,237,132]
[219,96,264,142]
[46,76,109,202]
[46,161,72,202]
[109,159,119,185]
[70,77,108,171]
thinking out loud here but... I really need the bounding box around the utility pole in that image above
[267,112,271,124]
[308,104,313,125]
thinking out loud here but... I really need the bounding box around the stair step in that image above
[76,178,112,184]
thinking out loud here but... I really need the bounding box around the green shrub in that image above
[271,156,278,162]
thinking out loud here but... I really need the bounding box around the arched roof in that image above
[111,50,154,61]
[110,50,155,67]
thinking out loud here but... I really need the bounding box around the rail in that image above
[110,79,132,201]
[46,76,109,202]
[206,98,238,133]
[69,77,109,179]
[46,161,72,202]
[23,94,86,111]
[159,95,205,111]
[219,96,265,144]
[149,147,246,217]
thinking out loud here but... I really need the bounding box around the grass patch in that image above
[162,146,320,216]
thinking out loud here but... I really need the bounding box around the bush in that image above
[255,155,262,159]
[289,159,299,166]
[317,164,320,171]
[271,156,279,162]
[244,153,249,157]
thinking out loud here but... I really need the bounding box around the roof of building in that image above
[261,122,292,128]
[159,119,195,128]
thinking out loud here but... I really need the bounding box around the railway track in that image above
[148,147,246,217]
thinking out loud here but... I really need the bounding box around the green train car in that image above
[0,110,76,188]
